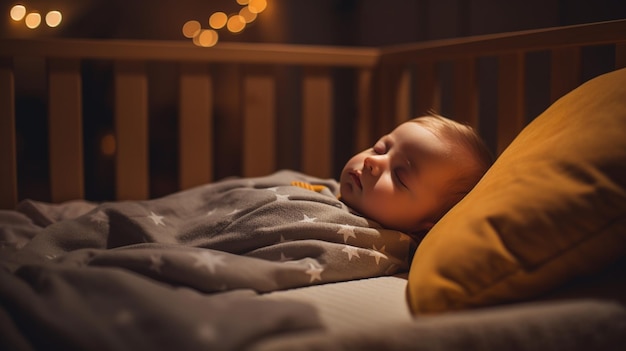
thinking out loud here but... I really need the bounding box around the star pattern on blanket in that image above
[342,245,360,261]
[368,244,388,265]
[300,214,317,223]
[266,186,290,201]
[305,263,324,282]
[337,224,357,243]
[148,211,165,226]
[89,210,107,224]
[192,251,226,274]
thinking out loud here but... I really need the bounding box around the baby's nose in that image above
[364,156,382,177]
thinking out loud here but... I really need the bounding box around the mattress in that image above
[260,274,412,334]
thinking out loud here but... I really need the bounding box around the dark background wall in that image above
[3,0,625,43]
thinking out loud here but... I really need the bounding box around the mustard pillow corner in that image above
[407,67,626,314]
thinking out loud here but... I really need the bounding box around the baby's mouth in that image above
[349,171,362,190]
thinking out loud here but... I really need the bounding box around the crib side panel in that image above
[0,40,377,207]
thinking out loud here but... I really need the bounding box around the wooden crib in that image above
[1,19,625,209]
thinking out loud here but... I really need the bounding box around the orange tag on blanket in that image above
[290,181,327,193]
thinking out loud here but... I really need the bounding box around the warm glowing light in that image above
[10,4,26,21]
[25,12,41,29]
[182,20,201,38]
[226,15,246,33]
[248,0,267,14]
[236,0,249,5]
[239,7,257,23]
[45,10,62,27]
[209,12,227,29]
[194,29,219,47]
[100,133,117,157]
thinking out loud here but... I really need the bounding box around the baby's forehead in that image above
[391,122,452,159]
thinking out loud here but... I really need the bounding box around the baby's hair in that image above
[409,113,494,222]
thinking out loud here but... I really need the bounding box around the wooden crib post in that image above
[0,58,17,209]
[179,63,214,189]
[354,68,374,154]
[616,43,626,69]
[243,66,276,178]
[497,53,526,154]
[302,67,333,179]
[48,59,84,203]
[452,57,478,128]
[114,61,149,200]
[550,47,581,103]
[414,61,441,116]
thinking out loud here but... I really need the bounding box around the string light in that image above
[239,7,257,23]
[25,12,41,29]
[209,12,227,29]
[182,20,201,38]
[183,0,268,47]
[248,0,267,14]
[45,10,62,27]
[10,4,64,29]
[226,15,245,33]
[10,4,26,21]
[196,29,219,47]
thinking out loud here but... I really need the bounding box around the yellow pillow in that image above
[407,67,626,314]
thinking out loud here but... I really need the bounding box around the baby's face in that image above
[340,121,463,234]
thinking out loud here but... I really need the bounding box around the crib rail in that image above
[0,40,378,208]
[2,19,626,209]
[376,19,626,153]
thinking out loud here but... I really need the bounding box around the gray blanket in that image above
[0,170,414,350]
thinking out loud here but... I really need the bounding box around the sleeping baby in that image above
[301,114,493,240]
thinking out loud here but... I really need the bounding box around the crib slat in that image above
[179,63,213,188]
[550,47,581,102]
[394,66,412,126]
[452,58,478,128]
[302,68,333,178]
[48,59,84,202]
[616,43,626,69]
[0,58,17,209]
[243,66,276,177]
[377,65,409,136]
[414,61,440,116]
[497,53,525,154]
[355,68,373,153]
[115,61,149,200]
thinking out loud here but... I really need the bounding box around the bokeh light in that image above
[239,7,257,23]
[248,0,267,14]
[182,20,201,38]
[100,133,117,157]
[10,4,26,21]
[194,29,219,47]
[209,12,227,29]
[45,10,62,27]
[183,0,268,44]
[24,12,41,29]
[226,15,246,33]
